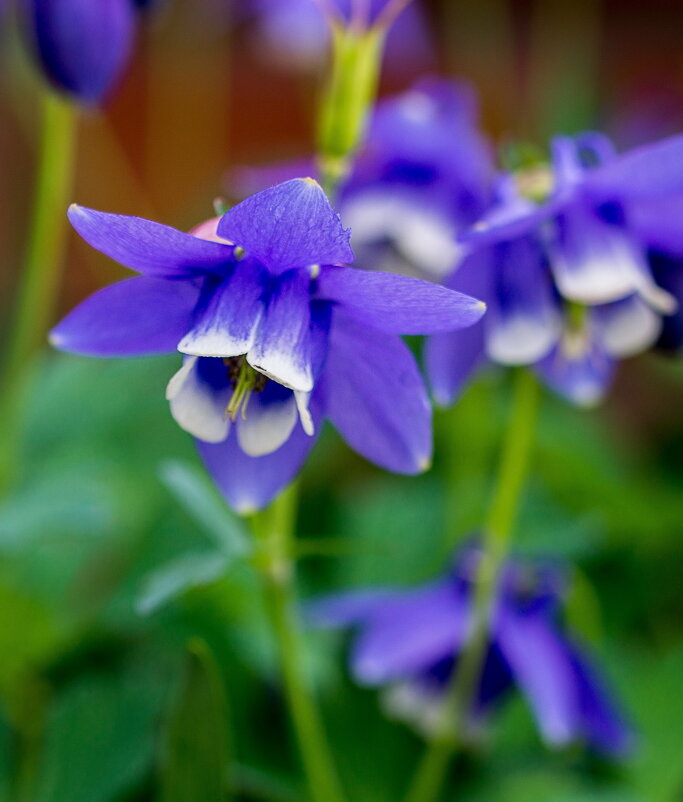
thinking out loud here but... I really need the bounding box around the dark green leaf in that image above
[159,639,231,802]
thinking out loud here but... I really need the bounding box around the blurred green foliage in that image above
[0,351,680,801]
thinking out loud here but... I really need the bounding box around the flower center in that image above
[513,164,554,204]
[561,302,590,359]
[223,357,267,422]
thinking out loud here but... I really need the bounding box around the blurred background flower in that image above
[309,542,634,757]
[427,132,683,407]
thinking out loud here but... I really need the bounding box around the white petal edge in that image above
[294,390,315,436]
[178,311,262,359]
[166,357,231,443]
[246,349,314,393]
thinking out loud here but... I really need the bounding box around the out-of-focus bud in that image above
[22,0,136,105]
[315,0,418,194]
[317,26,382,193]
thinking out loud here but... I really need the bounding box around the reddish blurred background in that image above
[1,0,682,337]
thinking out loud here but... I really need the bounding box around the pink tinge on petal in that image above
[190,216,233,245]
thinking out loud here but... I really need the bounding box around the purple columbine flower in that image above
[427,132,683,406]
[240,0,433,74]
[50,179,485,513]
[308,544,634,758]
[22,0,138,104]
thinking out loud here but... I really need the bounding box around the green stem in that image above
[404,369,539,802]
[252,485,347,802]
[0,91,78,490]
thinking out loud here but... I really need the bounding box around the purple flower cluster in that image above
[428,133,683,406]
[238,79,683,406]
[309,544,633,757]
[51,178,484,512]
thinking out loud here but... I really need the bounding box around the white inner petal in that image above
[486,314,560,365]
[343,192,459,278]
[596,298,663,357]
[395,214,462,278]
[236,391,298,457]
[551,225,648,305]
[166,357,231,443]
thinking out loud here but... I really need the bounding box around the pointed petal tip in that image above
[430,384,458,408]
[67,203,86,225]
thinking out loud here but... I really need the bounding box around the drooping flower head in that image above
[22,0,140,104]
[51,179,485,512]
[427,132,683,406]
[308,543,634,757]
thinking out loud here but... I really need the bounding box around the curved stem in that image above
[252,485,347,802]
[0,91,78,490]
[404,369,540,802]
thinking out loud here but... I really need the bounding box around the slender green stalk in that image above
[404,369,539,802]
[0,91,78,490]
[251,485,347,802]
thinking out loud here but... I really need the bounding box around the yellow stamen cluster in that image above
[514,164,555,204]
[223,357,267,422]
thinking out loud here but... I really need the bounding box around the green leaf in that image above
[621,644,683,802]
[136,550,230,616]
[0,580,68,692]
[160,639,231,802]
[35,665,168,802]
[336,477,446,587]
[159,460,250,558]
[564,567,604,646]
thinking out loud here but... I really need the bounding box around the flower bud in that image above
[22,0,136,105]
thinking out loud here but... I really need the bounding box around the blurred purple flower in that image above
[308,544,634,757]
[428,132,683,405]
[340,77,494,279]
[233,78,494,280]
[650,251,683,351]
[22,0,139,104]
[242,0,434,74]
[50,178,485,512]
